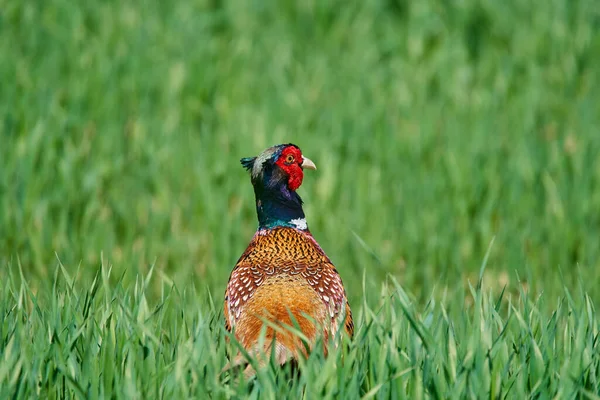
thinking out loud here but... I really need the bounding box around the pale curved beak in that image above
[301,157,317,170]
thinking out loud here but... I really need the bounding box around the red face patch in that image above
[274,146,305,191]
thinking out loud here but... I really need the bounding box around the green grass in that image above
[1,0,600,397]
[2,261,599,398]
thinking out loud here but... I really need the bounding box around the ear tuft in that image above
[240,157,256,171]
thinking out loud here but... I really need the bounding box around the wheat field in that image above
[1,0,599,397]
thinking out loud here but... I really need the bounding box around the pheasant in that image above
[224,143,353,372]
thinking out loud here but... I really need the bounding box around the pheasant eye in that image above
[285,154,295,164]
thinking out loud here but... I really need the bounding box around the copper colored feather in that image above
[224,144,353,373]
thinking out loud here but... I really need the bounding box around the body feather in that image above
[224,227,353,365]
[223,144,353,374]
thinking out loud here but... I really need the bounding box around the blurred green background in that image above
[1,0,599,306]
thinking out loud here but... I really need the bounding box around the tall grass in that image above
[2,0,599,302]
[1,0,599,396]
[1,260,599,398]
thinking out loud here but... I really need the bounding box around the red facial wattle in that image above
[275,146,304,191]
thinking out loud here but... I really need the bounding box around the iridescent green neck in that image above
[254,185,308,231]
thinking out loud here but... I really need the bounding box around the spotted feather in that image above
[223,144,353,375]
[224,227,353,340]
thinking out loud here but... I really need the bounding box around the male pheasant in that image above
[224,143,353,371]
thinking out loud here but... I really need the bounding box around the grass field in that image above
[1,0,600,397]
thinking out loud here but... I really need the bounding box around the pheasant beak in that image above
[301,157,317,170]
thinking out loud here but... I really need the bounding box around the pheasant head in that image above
[240,144,317,231]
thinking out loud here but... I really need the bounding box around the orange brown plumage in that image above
[224,144,353,372]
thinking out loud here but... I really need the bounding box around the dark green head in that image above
[240,144,317,230]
